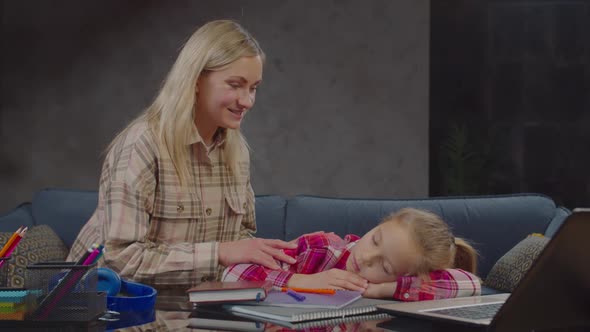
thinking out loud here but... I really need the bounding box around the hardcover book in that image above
[186,281,273,305]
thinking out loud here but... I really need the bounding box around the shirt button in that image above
[242,202,247,209]
[201,276,208,282]
[206,207,212,216]
[404,293,410,299]
[177,204,184,213]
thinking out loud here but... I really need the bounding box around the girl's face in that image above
[195,55,263,133]
[346,220,420,283]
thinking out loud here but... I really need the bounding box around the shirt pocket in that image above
[225,191,246,215]
[224,191,247,232]
[151,190,203,220]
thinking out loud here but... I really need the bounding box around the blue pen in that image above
[287,289,306,302]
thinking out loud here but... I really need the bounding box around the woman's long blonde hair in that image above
[108,20,265,186]
[384,208,478,278]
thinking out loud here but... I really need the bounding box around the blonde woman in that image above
[67,20,297,287]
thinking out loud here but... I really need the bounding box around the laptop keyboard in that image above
[425,302,503,320]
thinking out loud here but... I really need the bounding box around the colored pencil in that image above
[0,227,27,268]
[75,243,99,265]
[0,226,23,257]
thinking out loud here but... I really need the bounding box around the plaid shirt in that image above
[222,232,481,301]
[67,121,255,287]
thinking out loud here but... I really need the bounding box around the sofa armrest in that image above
[543,207,571,237]
[31,188,98,249]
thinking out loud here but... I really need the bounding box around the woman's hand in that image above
[287,269,368,292]
[362,281,397,299]
[218,238,297,269]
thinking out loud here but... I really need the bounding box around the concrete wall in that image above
[0,0,430,213]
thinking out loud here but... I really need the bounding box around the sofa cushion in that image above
[285,194,559,278]
[0,203,36,232]
[0,225,69,288]
[253,195,286,240]
[484,234,549,292]
[32,188,98,248]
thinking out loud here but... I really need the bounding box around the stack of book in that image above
[186,281,395,330]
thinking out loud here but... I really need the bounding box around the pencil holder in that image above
[25,262,106,322]
[0,257,10,288]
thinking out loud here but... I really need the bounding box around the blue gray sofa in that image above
[0,188,570,291]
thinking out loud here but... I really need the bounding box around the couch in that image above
[0,188,570,292]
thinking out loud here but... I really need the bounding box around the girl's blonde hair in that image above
[108,20,265,185]
[384,208,478,278]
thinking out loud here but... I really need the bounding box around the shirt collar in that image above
[187,126,227,147]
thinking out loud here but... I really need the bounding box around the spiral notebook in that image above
[238,311,393,330]
[224,297,397,323]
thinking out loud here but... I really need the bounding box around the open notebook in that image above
[240,289,363,309]
[224,297,397,323]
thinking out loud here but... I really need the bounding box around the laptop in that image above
[377,208,590,331]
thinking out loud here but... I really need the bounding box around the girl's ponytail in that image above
[454,237,478,273]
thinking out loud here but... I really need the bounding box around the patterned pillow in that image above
[0,225,69,288]
[484,234,549,292]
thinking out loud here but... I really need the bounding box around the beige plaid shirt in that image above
[67,121,256,287]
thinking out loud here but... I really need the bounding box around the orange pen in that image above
[279,287,336,295]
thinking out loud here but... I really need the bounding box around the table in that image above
[107,293,483,332]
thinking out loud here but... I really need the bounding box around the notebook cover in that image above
[187,281,273,304]
[225,298,398,323]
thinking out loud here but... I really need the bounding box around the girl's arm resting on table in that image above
[287,270,368,292]
[363,268,482,301]
[222,266,368,292]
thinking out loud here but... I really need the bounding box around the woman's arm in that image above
[222,233,368,292]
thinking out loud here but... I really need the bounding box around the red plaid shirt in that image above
[222,232,481,301]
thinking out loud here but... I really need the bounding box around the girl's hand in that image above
[218,238,297,269]
[362,281,397,299]
[287,269,368,292]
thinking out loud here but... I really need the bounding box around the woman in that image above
[67,20,297,287]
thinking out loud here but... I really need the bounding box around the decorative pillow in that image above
[0,225,69,288]
[484,233,549,292]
